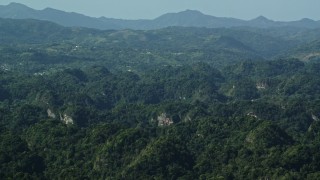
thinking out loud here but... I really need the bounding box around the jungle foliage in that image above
[1,18,320,179]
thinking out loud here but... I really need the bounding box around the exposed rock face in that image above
[47,109,56,119]
[157,113,173,126]
[302,52,320,61]
[60,113,74,125]
[48,109,74,125]
[256,82,268,89]
[183,115,192,122]
[247,112,258,119]
[312,113,319,121]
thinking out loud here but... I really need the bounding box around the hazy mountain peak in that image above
[251,16,273,22]
[157,9,207,20]
[300,18,315,22]
[179,9,204,15]
[6,2,30,9]
[43,7,56,11]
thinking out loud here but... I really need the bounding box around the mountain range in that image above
[1,2,320,30]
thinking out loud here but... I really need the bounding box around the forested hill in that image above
[1,17,320,179]
[1,2,320,30]
[1,17,320,73]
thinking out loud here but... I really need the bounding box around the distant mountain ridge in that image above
[0,2,320,30]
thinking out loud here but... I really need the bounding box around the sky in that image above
[0,0,319,21]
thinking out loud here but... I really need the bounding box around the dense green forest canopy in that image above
[1,18,320,179]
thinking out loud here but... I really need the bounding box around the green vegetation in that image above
[1,18,320,179]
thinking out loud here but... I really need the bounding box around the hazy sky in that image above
[0,0,319,21]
